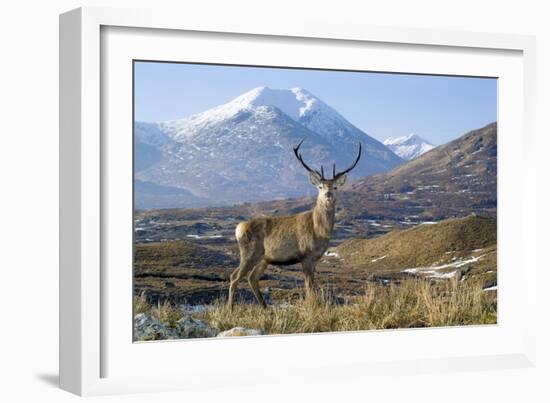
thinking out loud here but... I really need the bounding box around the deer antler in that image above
[333,143,362,179]
[294,140,362,180]
[293,139,324,179]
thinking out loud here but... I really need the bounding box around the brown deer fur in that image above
[227,141,361,308]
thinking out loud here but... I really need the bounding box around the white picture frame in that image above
[59,6,537,396]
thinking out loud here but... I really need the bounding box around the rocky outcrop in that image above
[176,316,218,338]
[133,313,218,341]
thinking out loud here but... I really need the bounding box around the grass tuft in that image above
[133,291,152,316]
[133,291,184,327]
[152,299,184,327]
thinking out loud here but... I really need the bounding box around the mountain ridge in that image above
[134,87,403,209]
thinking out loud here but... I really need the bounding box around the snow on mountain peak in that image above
[383,133,435,160]
[233,86,319,121]
[158,86,349,143]
[384,133,418,145]
[232,86,368,144]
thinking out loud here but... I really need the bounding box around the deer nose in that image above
[325,191,334,199]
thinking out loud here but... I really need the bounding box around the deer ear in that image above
[309,172,322,186]
[334,174,347,187]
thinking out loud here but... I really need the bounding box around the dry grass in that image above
[134,291,184,327]
[134,278,497,337]
[133,291,152,316]
[152,300,184,327]
[335,215,497,272]
[196,278,496,335]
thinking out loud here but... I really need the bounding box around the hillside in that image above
[330,215,496,286]
[336,122,497,223]
[353,122,496,197]
[334,215,495,268]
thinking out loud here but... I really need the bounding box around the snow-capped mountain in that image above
[383,133,435,160]
[135,87,403,209]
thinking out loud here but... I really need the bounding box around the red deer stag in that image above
[227,140,362,308]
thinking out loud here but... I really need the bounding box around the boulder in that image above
[134,313,178,341]
[216,327,265,337]
[176,316,218,338]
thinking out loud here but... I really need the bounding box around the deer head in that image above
[293,139,362,207]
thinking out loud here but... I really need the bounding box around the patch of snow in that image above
[428,270,458,279]
[324,251,339,257]
[483,285,498,292]
[401,254,486,276]
[186,234,223,239]
[371,255,387,263]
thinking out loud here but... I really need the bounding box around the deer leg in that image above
[248,259,269,308]
[227,250,262,309]
[301,260,316,298]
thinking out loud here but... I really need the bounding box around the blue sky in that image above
[134,61,496,145]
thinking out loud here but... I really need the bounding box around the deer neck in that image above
[312,199,335,239]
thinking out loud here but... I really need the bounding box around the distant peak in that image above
[384,133,433,146]
[383,133,435,160]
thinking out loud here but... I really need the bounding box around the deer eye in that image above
[334,187,338,190]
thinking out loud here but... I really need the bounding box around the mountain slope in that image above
[383,133,434,160]
[134,87,403,208]
[335,215,496,269]
[332,215,496,286]
[354,122,496,193]
[340,122,497,221]
[137,105,337,204]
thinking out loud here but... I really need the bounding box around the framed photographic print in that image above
[131,61,498,341]
[60,6,537,396]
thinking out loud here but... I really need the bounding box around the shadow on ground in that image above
[35,373,59,388]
